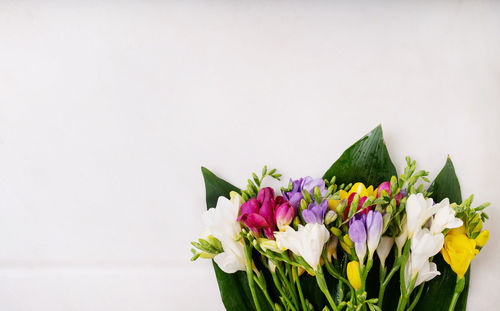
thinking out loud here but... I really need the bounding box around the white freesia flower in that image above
[410,228,444,276]
[275,223,330,270]
[429,198,463,235]
[202,192,246,273]
[405,257,440,287]
[406,193,438,238]
[376,236,395,268]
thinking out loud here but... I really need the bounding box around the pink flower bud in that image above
[275,202,295,231]
[377,182,392,198]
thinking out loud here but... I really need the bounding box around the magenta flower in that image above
[377,182,392,197]
[275,201,295,231]
[377,181,404,205]
[237,187,278,239]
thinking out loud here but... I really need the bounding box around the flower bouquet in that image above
[191,126,490,311]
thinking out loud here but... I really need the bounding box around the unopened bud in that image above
[330,227,342,238]
[314,186,323,203]
[336,199,347,215]
[327,236,339,262]
[325,210,337,225]
[300,199,308,211]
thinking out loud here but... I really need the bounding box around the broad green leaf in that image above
[201,167,273,311]
[321,125,398,307]
[323,125,397,187]
[414,157,469,311]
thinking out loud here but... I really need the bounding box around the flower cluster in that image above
[191,160,490,311]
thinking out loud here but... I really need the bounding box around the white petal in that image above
[415,261,440,286]
[377,236,394,267]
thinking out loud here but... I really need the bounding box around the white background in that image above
[1,1,499,310]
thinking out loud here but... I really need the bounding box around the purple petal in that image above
[302,177,327,196]
[366,210,383,239]
[302,209,319,224]
[288,192,304,209]
[349,217,367,243]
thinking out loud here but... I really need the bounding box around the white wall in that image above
[0,1,499,310]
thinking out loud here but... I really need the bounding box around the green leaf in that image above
[201,167,273,311]
[323,125,397,187]
[414,157,470,311]
[321,125,398,307]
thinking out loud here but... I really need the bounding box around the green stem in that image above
[271,270,297,311]
[407,284,425,311]
[377,265,387,308]
[361,258,373,291]
[448,292,460,311]
[293,266,307,311]
[322,253,355,297]
[448,276,466,311]
[316,266,339,311]
[378,258,402,307]
[253,274,277,311]
[396,295,408,311]
[244,243,262,311]
[280,263,299,309]
[399,241,411,298]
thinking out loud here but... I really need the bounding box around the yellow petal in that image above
[347,261,362,291]
[475,230,489,248]
[349,183,367,196]
[448,226,466,236]
[443,231,477,279]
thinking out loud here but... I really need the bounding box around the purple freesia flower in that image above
[366,210,383,254]
[302,200,328,224]
[283,176,327,210]
[349,213,367,262]
[349,213,367,243]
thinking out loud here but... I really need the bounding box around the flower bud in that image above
[330,226,342,238]
[300,199,308,211]
[259,238,283,253]
[275,202,295,231]
[376,236,394,268]
[475,230,489,248]
[336,199,347,215]
[347,261,362,291]
[268,259,277,273]
[390,176,398,195]
[327,236,339,262]
[324,210,337,225]
[377,181,392,198]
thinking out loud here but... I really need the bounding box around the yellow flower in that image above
[328,190,348,210]
[441,226,479,279]
[475,230,489,248]
[347,261,362,290]
[328,182,377,211]
[349,182,376,198]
